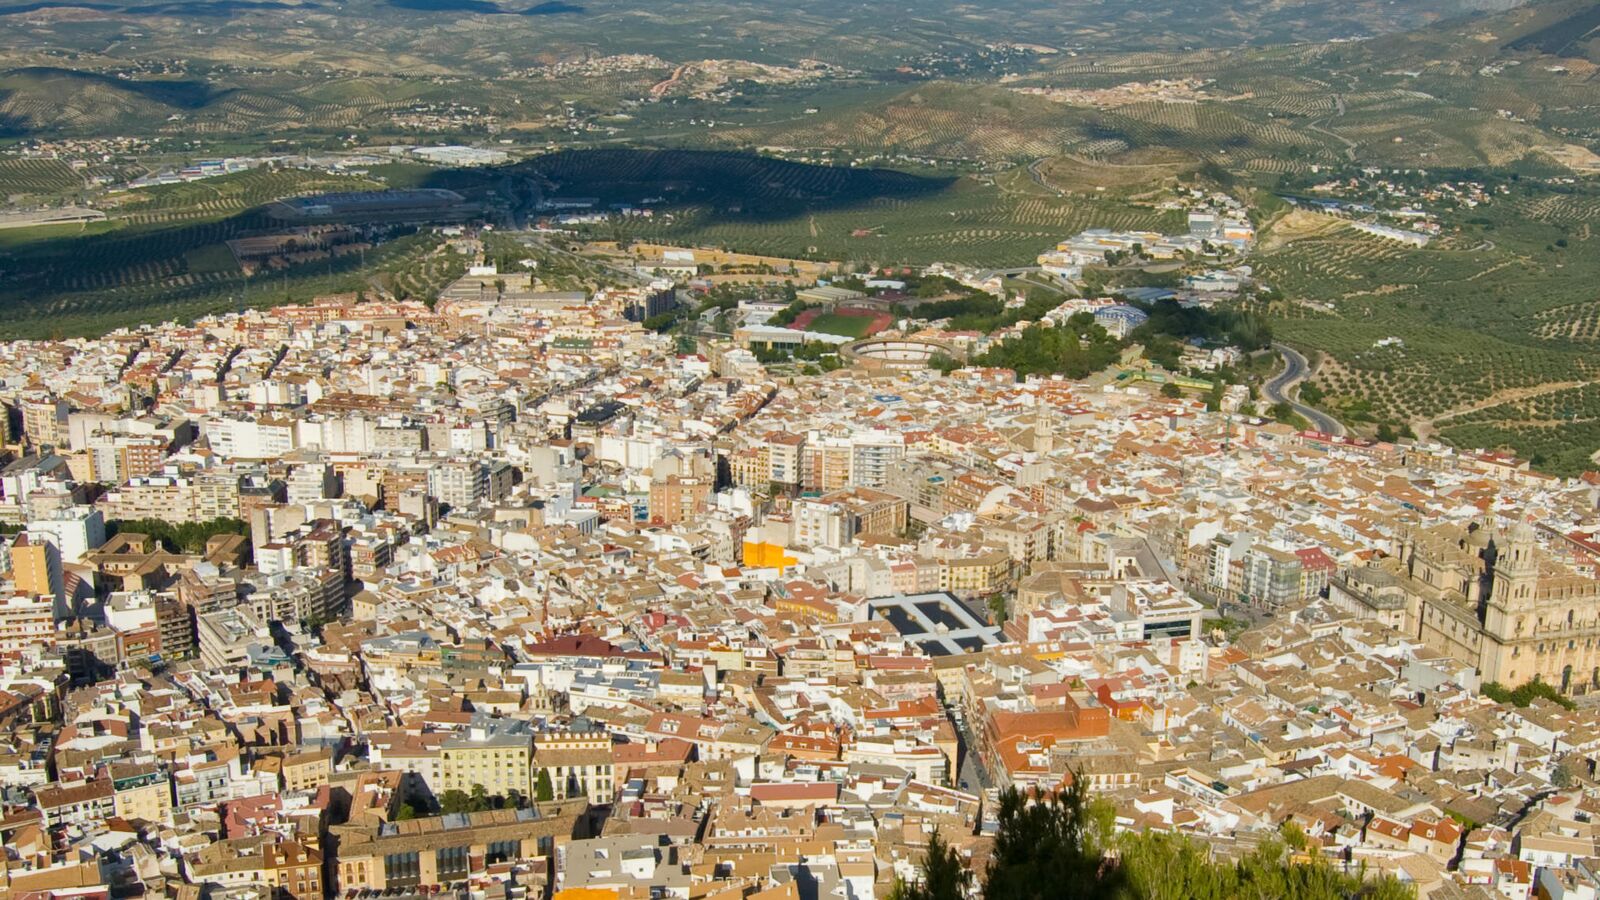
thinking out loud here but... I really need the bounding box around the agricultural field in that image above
[0,158,86,200]
[1261,176,1600,473]
[1436,382,1600,476]
[532,149,1185,268]
[0,166,461,337]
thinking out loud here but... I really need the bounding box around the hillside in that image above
[0,67,221,134]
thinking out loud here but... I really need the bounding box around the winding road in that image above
[1264,343,1346,436]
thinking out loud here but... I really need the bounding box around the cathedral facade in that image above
[1333,520,1600,694]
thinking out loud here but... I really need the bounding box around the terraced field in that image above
[0,167,455,337]
[0,158,86,198]
[1438,382,1600,476]
[595,175,1182,268]
[1262,176,1600,471]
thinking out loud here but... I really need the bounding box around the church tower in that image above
[1033,401,1056,455]
[1484,520,1540,641]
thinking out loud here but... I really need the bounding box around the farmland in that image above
[0,158,87,200]
[0,166,466,337]
[1256,172,1600,473]
[532,150,1184,268]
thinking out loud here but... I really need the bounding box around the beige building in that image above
[333,803,585,893]
[439,717,532,800]
[532,730,614,801]
[190,835,323,900]
[1346,520,1600,694]
[111,762,173,824]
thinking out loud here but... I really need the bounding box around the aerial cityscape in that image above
[0,0,1598,897]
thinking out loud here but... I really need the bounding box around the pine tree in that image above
[889,830,971,900]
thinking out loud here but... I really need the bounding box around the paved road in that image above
[952,712,993,792]
[1264,343,1346,436]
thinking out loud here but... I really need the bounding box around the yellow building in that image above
[439,717,532,800]
[282,749,332,794]
[110,763,172,825]
[10,533,61,601]
[940,551,1013,597]
[743,541,797,572]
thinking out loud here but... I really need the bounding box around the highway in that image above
[1264,343,1346,436]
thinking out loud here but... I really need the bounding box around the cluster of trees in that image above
[911,287,1068,334]
[107,517,249,554]
[973,316,1122,380]
[641,310,681,332]
[913,293,1007,331]
[1130,298,1274,356]
[422,784,531,818]
[893,781,1413,900]
[752,341,844,369]
[1480,677,1576,710]
[769,299,815,327]
[921,291,1272,383]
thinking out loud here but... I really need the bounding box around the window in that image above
[437,845,470,881]
[383,851,420,887]
[486,840,519,864]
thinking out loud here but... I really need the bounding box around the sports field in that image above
[792,307,893,338]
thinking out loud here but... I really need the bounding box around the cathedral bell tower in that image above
[1485,520,1539,640]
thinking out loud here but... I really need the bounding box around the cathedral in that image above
[1337,520,1600,694]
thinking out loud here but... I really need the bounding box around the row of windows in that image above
[1529,638,1599,655]
[436,846,469,881]
[485,840,519,865]
[383,851,420,885]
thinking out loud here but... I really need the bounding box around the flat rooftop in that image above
[867,591,1002,657]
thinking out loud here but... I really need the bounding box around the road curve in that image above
[1264,343,1346,436]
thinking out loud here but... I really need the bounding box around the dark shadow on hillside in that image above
[398,148,960,225]
[1,67,228,109]
[0,149,957,336]
[1503,2,1600,55]
[522,1,581,13]
[0,104,27,139]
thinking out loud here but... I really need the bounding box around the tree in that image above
[984,780,1122,900]
[1160,382,1183,399]
[890,829,971,900]
[469,783,489,811]
[534,769,555,802]
[1551,758,1577,790]
[981,775,1413,900]
[642,311,678,332]
[438,789,471,815]
[394,801,422,821]
[987,594,1008,625]
[107,517,250,555]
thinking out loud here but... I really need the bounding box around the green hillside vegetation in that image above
[974,319,1124,379]
[564,151,1184,268]
[892,780,1412,900]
